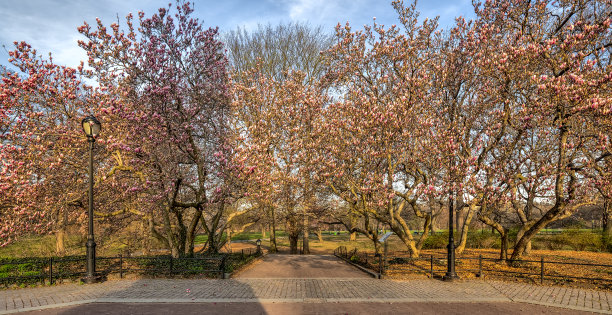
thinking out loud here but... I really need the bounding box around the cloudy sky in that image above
[0,0,475,69]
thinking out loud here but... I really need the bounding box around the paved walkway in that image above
[1,278,610,314]
[0,254,610,314]
[235,254,371,278]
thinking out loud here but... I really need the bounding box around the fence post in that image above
[540,257,544,284]
[382,241,388,276]
[478,255,483,278]
[430,255,434,279]
[169,256,173,276]
[119,254,123,279]
[220,255,227,279]
[49,257,53,285]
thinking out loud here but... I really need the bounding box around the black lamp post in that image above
[256,239,262,254]
[443,191,459,281]
[81,115,103,284]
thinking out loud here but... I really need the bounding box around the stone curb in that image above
[0,299,96,315]
[333,254,381,279]
[511,299,612,315]
[1,295,609,314]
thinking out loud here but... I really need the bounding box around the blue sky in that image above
[0,0,475,69]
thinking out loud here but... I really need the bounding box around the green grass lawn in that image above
[0,235,80,259]
[194,231,289,244]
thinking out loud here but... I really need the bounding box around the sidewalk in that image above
[1,278,610,314]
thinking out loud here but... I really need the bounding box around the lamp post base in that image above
[81,274,105,284]
[443,272,460,281]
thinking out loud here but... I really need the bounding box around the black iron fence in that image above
[334,246,381,272]
[0,249,261,287]
[334,246,612,287]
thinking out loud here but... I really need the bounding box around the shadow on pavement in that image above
[20,302,592,315]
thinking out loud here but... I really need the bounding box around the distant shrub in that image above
[422,232,448,249]
[546,230,601,251]
[467,231,497,249]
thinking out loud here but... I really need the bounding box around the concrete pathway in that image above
[235,254,371,278]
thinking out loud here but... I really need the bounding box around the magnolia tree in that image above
[0,42,124,251]
[227,22,332,254]
[455,0,611,260]
[318,1,446,257]
[78,2,254,257]
[233,66,326,254]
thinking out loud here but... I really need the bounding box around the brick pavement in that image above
[1,278,610,314]
[235,254,371,278]
[1,254,610,314]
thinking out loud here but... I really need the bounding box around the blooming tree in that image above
[0,42,113,251]
[78,1,253,256]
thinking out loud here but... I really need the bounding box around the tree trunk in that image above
[394,228,420,258]
[603,199,611,252]
[55,207,68,255]
[525,240,532,255]
[511,204,569,260]
[269,207,278,253]
[206,229,222,254]
[55,229,66,256]
[388,212,422,257]
[500,228,508,262]
[185,208,202,257]
[289,233,299,254]
[512,120,572,260]
[515,225,533,256]
[141,220,151,255]
[455,208,461,238]
[171,245,180,258]
[315,227,323,242]
[349,231,357,241]
[261,226,266,239]
[456,205,475,254]
[302,212,310,254]
[479,214,507,261]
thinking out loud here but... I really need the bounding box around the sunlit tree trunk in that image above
[269,206,278,253]
[302,210,310,254]
[315,227,323,242]
[456,204,475,255]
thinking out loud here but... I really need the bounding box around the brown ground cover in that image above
[383,249,612,290]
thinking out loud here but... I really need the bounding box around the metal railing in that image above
[0,249,261,286]
[334,246,612,286]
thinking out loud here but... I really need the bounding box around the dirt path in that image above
[234,254,371,278]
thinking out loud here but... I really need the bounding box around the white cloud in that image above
[285,0,380,26]
[0,0,476,70]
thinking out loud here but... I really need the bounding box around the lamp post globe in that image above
[81,114,103,283]
[82,115,101,139]
[256,239,262,254]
